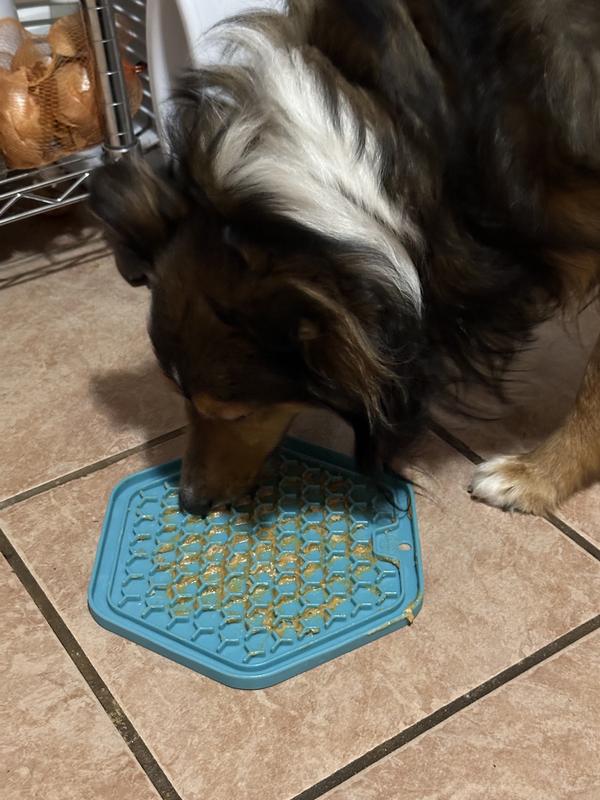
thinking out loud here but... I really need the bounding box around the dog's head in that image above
[90,156,427,511]
[90,24,428,512]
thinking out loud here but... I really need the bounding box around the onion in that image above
[0,66,44,167]
[0,17,24,58]
[54,61,94,126]
[124,61,143,115]
[11,39,54,84]
[53,61,102,147]
[48,13,85,58]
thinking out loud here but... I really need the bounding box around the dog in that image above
[90,0,600,517]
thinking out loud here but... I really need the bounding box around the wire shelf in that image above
[0,0,155,227]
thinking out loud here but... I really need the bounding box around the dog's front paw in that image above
[469,455,560,516]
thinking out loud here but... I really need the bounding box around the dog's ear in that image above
[89,157,188,286]
[285,281,393,424]
[289,281,419,475]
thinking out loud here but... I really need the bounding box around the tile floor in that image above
[1,210,599,800]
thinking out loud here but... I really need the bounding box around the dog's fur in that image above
[91,0,600,515]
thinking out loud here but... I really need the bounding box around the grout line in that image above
[290,614,600,800]
[0,418,596,799]
[0,528,184,800]
[0,428,186,512]
[429,421,600,562]
[428,421,484,465]
[544,512,600,561]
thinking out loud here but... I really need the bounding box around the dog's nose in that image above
[179,486,213,517]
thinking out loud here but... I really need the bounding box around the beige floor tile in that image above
[0,249,185,502]
[324,631,600,800]
[437,307,600,547]
[1,431,599,800]
[559,488,600,549]
[0,556,160,800]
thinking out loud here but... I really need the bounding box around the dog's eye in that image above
[208,297,242,329]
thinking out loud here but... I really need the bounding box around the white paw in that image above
[469,456,525,511]
[470,453,556,516]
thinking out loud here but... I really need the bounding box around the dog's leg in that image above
[469,332,600,515]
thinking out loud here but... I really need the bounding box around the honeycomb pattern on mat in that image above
[117,453,408,666]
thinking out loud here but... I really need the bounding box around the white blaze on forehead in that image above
[208,26,422,310]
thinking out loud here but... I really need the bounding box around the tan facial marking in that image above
[193,393,254,422]
[182,403,303,506]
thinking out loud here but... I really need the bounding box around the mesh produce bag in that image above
[0,13,142,170]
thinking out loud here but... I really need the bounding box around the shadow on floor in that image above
[90,363,186,461]
[0,205,108,291]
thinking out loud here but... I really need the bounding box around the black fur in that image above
[90,0,600,506]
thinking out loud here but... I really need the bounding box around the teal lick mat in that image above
[88,437,424,689]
